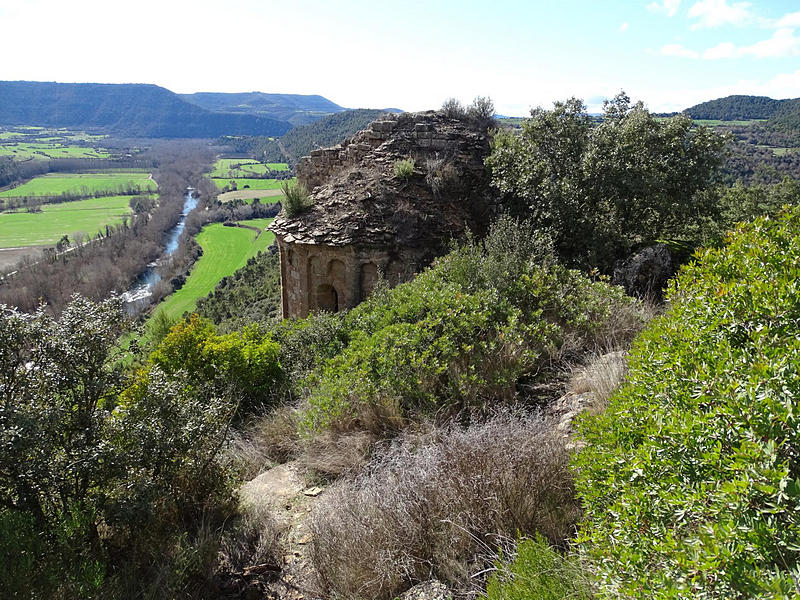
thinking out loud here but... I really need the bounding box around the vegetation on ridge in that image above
[575,205,800,598]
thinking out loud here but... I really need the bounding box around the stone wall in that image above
[276,235,424,318]
[296,115,476,193]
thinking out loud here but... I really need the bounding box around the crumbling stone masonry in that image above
[270,111,495,319]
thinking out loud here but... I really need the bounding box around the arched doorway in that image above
[316,284,338,313]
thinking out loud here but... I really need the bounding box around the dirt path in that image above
[239,462,325,599]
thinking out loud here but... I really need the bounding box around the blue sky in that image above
[1,0,798,115]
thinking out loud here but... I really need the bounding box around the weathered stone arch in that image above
[385,260,403,286]
[360,262,378,300]
[316,284,338,313]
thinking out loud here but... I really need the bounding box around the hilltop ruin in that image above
[270,111,495,318]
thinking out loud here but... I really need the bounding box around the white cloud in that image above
[620,22,630,32]
[703,28,800,59]
[702,42,737,59]
[647,0,681,17]
[776,11,800,28]
[660,43,700,58]
[688,0,753,29]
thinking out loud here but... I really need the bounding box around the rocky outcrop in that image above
[271,112,496,318]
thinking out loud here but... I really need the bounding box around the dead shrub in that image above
[216,504,286,575]
[425,156,460,197]
[308,412,578,600]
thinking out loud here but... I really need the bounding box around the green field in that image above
[211,178,287,191]
[210,158,289,178]
[0,196,134,247]
[0,172,155,198]
[0,127,112,160]
[157,218,275,319]
[0,143,112,160]
[691,118,768,127]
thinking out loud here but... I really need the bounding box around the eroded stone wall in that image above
[296,116,477,193]
[276,235,424,318]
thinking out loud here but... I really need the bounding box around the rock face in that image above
[270,111,495,318]
[612,243,675,301]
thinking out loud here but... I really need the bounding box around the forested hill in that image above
[179,91,345,126]
[223,108,390,164]
[0,81,293,138]
[684,94,800,128]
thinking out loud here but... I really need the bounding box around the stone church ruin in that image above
[270,111,495,318]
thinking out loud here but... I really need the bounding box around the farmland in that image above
[0,195,135,247]
[156,218,275,319]
[0,126,112,160]
[217,188,284,204]
[211,177,286,190]
[0,172,155,198]
[210,158,289,178]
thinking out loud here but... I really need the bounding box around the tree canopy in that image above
[487,93,729,270]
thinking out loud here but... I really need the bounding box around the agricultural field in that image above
[211,177,287,191]
[156,218,275,319]
[0,195,135,248]
[692,118,767,127]
[210,158,289,178]
[0,127,112,160]
[0,172,156,198]
[217,189,284,204]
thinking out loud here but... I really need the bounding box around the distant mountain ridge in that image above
[683,94,800,129]
[0,81,293,138]
[179,91,346,126]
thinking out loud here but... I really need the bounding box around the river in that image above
[122,189,198,315]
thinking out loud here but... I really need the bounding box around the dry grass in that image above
[568,351,628,413]
[225,406,301,479]
[297,430,377,482]
[308,412,578,600]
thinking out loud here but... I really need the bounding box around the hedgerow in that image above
[575,205,800,598]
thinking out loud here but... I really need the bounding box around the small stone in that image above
[303,486,323,497]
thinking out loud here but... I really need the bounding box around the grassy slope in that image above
[0,196,133,246]
[157,218,275,319]
[0,172,155,197]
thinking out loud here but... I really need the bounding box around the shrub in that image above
[280,180,312,217]
[485,535,593,600]
[393,157,416,180]
[309,413,578,600]
[468,96,497,130]
[147,314,282,414]
[441,97,467,119]
[575,205,800,598]
[0,296,237,598]
[299,217,644,434]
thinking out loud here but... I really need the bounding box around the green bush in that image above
[0,296,237,598]
[147,314,282,413]
[393,157,416,180]
[575,205,800,598]
[299,217,644,434]
[485,536,592,600]
[280,180,312,217]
